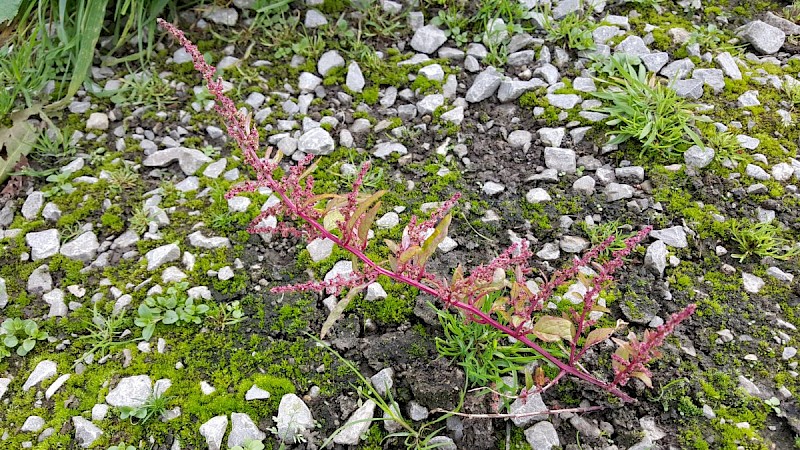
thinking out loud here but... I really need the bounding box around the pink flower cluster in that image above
[158,19,696,403]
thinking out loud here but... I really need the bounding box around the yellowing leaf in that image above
[0,107,37,185]
[323,210,345,231]
[320,285,365,339]
[532,316,575,343]
[584,327,615,349]
[417,213,451,266]
[344,190,386,236]
[357,201,381,245]
[632,371,653,388]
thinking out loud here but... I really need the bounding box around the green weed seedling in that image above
[118,391,171,423]
[231,439,265,450]
[729,220,800,262]
[135,282,212,341]
[208,301,245,331]
[107,443,138,450]
[0,318,48,359]
[543,10,597,51]
[76,306,141,366]
[430,8,472,47]
[592,54,704,159]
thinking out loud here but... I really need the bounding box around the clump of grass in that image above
[730,220,800,262]
[592,55,704,159]
[435,298,545,391]
[542,11,597,51]
[705,129,749,165]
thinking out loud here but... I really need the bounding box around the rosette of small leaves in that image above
[1,318,48,359]
[134,282,211,340]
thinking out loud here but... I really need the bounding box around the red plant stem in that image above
[278,186,635,402]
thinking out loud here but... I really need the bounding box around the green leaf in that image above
[21,338,36,353]
[23,320,37,336]
[532,316,575,343]
[51,0,109,107]
[142,324,155,341]
[0,0,22,24]
[3,334,18,348]
[163,310,179,325]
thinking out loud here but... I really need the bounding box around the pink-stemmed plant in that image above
[157,18,696,404]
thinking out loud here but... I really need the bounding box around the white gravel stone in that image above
[482,181,505,196]
[228,412,266,448]
[526,188,551,203]
[23,360,57,391]
[715,51,742,80]
[26,229,60,261]
[21,415,45,432]
[767,266,794,283]
[417,94,444,115]
[737,20,785,54]
[245,384,270,400]
[544,147,576,173]
[365,282,388,301]
[334,399,376,445]
[45,373,70,399]
[376,212,400,229]
[410,25,447,54]
[419,63,445,81]
[106,375,152,408]
[466,67,502,103]
[684,145,715,168]
[203,7,237,25]
[370,368,394,397]
[507,130,532,149]
[572,176,596,195]
[188,231,231,249]
[317,50,345,77]
[22,191,44,220]
[742,272,764,293]
[60,231,99,263]
[604,183,635,201]
[299,72,322,92]
[145,243,181,271]
[275,394,314,443]
[650,226,688,248]
[546,93,581,109]
[745,164,770,180]
[298,128,335,155]
[86,112,109,130]
[538,127,565,147]
[307,238,335,262]
[645,240,668,277]
[560,236,589,253]
[373,142,407,158]
[72,417,103,448]
[738,90,760,107]
[199,415,228,450]
[43,289,68,318]
[509,393,547,427]
[304,9,328,28]
[525,421,560,450]
[783,347,797,360]
[346,61,365,92]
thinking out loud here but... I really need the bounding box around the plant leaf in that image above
[357,200,381,245]
[320,285,365,339]
[51,0,109,108]
[416,213,452,266]
[584,327,615,349]
[344,190,386,237]
[532,316,575,343]
[0,107,38,185]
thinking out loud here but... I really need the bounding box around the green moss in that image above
[410,74,442,95]
[101,205,126,233]
[360,85,380,105]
